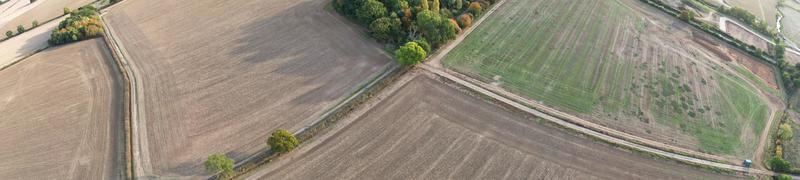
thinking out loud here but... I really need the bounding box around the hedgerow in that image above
[48,6,103,46]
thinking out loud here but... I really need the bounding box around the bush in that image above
[468,2,481,16]
[778,123,794,141]
[395,42,426,66]
[267,129,299,153]
[204,153,234,178]
[49,6,104,45]
[770,156,793,172]
[449,18,461,34]
[777,174,792,180]
[16,25,24,34]
[63,7,71,15]
[5,31,12,38]
[31,20,38,28]
[457,14,473,28]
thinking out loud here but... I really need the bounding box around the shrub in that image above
[267,129,299,153]
[778,123,793,141]
[204,153,234,178]
[16,25,24,34]
[457,14,473,28]
[770,156,793,172]
[63,7,71,15]
[449,18,461,34]
[356,0,387,24]
[395,42,426,66]
[416,10,457,46]
[777,174,792,180]
[420,0,429,10]
[5,31,12,38]
[31,20,38,28]
[468,2,482,16]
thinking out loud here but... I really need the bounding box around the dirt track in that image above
[103,0,391,177]
[0,39,122,179]
[253,74,740,179]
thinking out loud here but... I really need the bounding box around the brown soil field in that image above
[786,50,800,65]
[694,33,778,89]
[0,39,122,179]
[254,74,741,180]
[725,21,771,51]
[0,0,93,36]
[104,0,391,177]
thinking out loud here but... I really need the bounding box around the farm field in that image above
[104,0,391,177]
[442,0,778,159]
[725,21,771,51]
[0,0,93,38]
[786,50,800,65]
[252,74,740,179]
[0,39,122,179]
[725,0,779,28]
[781,6,800,46]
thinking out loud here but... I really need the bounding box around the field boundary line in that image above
[100,13,140,179]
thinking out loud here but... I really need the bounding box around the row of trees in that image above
[3,21,38,39]
[335,0,496,66]
[204,129,299,179]
[48,6,104,45]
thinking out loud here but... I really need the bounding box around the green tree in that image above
[16,25,24,34]
[356,0,387,24]
[5,31,12,38]
[453,0,463,10]
[432,0,440,11]
[416,10,456,46]
[777,174,792,180]
[63,7,71,15]
[468,2,481,16]
[413,39,431,53]
[267,129,299,153]
[204,153,234,178]
[420,0,429,10]
[778,123,794,141]
[395,42,427,66]
[369,17,401,42]
[770,156,793,172]
[31,20,39,28]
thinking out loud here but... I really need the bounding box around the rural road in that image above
[0,15,61,70]
[422,0,781,177]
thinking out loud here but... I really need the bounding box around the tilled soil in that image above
[104,0,391,177]
[257,75,740,180]
[0,39,122,179]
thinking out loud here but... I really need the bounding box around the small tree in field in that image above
[204,153,234,178]
[267,129,299,153]
[5,31,12,38]
[395,42,426,66]
[16,25,24,34]
[32,20,39,28]
[778,123,793,141]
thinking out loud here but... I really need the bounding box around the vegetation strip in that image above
[99,14,133,179]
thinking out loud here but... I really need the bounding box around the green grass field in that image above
[443,0,772,158]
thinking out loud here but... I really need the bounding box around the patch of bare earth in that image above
[255,74,741,179]
[104,0,391,177]
[0,39,122,179]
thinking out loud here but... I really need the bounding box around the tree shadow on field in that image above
[226,0,391,106]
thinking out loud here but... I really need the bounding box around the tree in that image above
[770,156,793,172]
[204,153,234,178]
[5,31,12,38]
[778,123,794,141]
[416,10,457,46]
[369,17,400,42]
[31,20,39,28]
[413,39,431,53]
[356,0,387,24]
[420,0,429,10]
[63,7,72,15]
[16,25,24,34]
[777,174,792,180]
[432,0,440,11]
[457,14,472,28]
[267,129,299,153]
[395,42,426,66]
[679,10,695,22]
[468,2,482,16]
